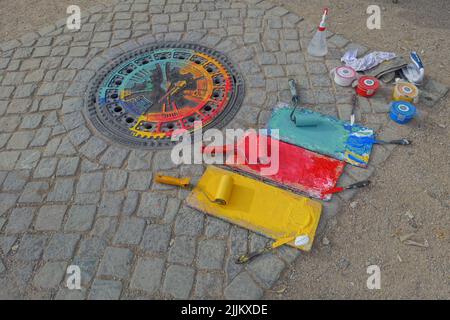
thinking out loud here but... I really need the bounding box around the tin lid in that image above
[391,101,416,117]
[358,76,380,90]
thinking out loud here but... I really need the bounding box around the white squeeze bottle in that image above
[307,8,329,57]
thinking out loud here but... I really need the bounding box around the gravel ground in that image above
[1,0,448,299]
[267,0,450,299]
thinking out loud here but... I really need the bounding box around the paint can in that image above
[330,66,357,87]
[355,76,380,97]
[392,81,419,103]
[389,101,416,124]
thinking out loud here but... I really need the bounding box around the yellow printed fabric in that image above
[186,166,322,251]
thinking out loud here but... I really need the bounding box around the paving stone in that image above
[80,159,103,173]
[246,253,285,288]
[68,46,89,57]
[0,133,10,149]
[0,193,19,216]
[371,98,391,113]
[35,205,67,231]
[74,192,101,205]
[122,191,139,215]
[0,116,21,133]
[174,207,204,236]
[168,235,196,265]
[64,205,97,232]
[328,34,349,48]
[56,157,79,176]
[0,217,6,231]
[162,265,195,299]
[55,288,87,300]
[194,272,224,299]
[137,193,167,218]
[224,271,263,300]
[98,193,125,217]
[104,169,128,191]
[2,170,30,191]
[14,84,37,99]
[99,146,129,168]
[90,216,117,239]
[127,171,152,191]
[76,172,103,193]
[6,131,34,149]
[264,65,284,77]
[161,198,180,224]
[197,239,226,270]
[0,151,21,170]
[4,207,35,234]
[67,126,91,147]
[24,69,45,83]
[79,136,108,159]
[61,97,83,114]
[2,72,26,85]
[47,178,74,202]
[20,114,42,129]
[16,234,47,261]
[113,217,146,245]
[97,247,133,278]
[89,279,122,300]
[140,224,171,253]
[0,258,5,273]
[63,112,85,132]
[40,94,63,111]
[43,233,81,261]
[34,157,58,178]
[126,150,153,170]
[33,261,67,289]
[30,127,52,147]
[19,181,49,203]
[0,235,17,255]
[129,257,164,294]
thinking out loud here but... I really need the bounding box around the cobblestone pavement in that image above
[0,0,448,299]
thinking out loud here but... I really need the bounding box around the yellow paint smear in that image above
[186,166,322,251]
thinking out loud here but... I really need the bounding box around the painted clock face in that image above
[88,44,244,149]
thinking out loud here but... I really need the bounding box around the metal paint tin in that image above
[392,81,419,103]
[390,101,416,124]
[355,76,380,97]
[331,66,357,87]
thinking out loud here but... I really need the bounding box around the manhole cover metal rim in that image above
[84,42,245,150]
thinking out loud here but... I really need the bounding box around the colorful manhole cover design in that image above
[86,43,245,149]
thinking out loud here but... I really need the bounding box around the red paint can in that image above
[355,76,380,97]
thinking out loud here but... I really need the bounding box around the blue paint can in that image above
[390,101,416,124]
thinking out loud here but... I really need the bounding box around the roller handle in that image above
[288,79,299,99]
[376,138,412,145]
[346,180,371,190]
[236,247,271,264]
[288,79,300,121]
[154,174,191,188]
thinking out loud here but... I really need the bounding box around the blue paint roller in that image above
[288,79,321,127]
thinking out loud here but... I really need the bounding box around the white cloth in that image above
[341,49,396,71]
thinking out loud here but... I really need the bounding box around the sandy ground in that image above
[267,0,450,299]
[1,0,449,299]
[266,96,450,299]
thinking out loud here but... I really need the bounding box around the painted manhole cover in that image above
[86,43,245,149]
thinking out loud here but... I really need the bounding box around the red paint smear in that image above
[225,133,345,200]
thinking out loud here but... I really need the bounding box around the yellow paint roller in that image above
[213,175,233,205]
[187,166,322,262]
[154,172,233,206]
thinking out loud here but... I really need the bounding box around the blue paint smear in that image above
[267,105,375,167]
